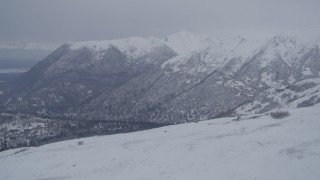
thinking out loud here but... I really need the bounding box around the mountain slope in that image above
[235,78,320,115]
[236,34,320,90]
[1,105,320,180]
[2,27,320,123]
[76,37,260,123]
[0,37,177,114]
[233,30,320,114]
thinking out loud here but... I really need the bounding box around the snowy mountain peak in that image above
[68,36,164,49]
[66,36,168,59]
[258,33,311,69]
[269,33,299,46]
[212,36,259,55]
[163,31,218,54]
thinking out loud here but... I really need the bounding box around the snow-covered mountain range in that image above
[1,26,320,150]
[74,27,320,123]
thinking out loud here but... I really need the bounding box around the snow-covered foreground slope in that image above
[1,106,320,180]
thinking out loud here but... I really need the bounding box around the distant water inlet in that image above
[0,68,29,82]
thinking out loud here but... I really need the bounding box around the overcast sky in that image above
[1,0,320,43]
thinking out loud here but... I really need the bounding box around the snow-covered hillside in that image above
[1,105,320,180]
[235,78,320,115]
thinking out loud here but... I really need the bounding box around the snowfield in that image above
[1,105,320,180]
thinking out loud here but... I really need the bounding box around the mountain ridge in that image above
[1,27,320,150]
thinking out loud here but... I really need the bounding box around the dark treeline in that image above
[0,112,168,152]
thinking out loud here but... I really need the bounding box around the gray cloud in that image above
[0,0,319,43]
